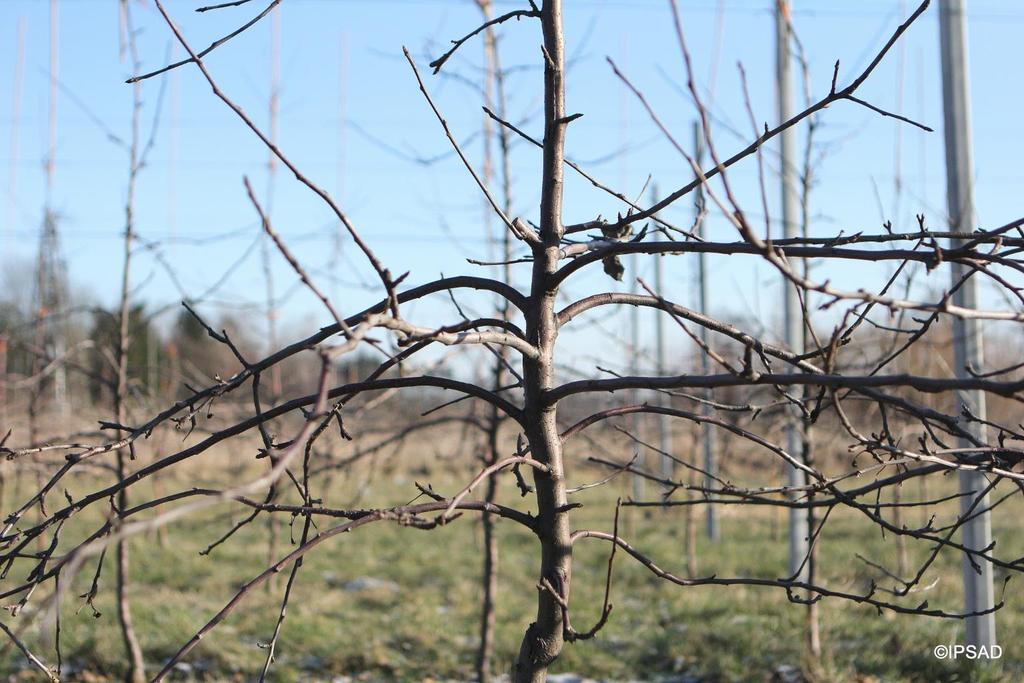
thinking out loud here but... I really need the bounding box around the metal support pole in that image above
[693,121,718,542]
[630,253,645,500]
[652,187,672,482]
[776,0,809,582]
[938,0,996,647]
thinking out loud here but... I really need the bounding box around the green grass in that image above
[2,456,1021,682]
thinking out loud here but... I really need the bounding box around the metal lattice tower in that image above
[29,0,68,422]
[31,209,69,416]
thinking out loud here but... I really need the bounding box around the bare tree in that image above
[2,1,1023,681]
[111,2,147,679]
[474,1,516,678]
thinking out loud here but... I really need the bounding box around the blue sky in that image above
[1,0,1022,370]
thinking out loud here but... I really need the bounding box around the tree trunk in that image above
[512,2,569,680]
[477,467,499,682]
[115,5,146,678]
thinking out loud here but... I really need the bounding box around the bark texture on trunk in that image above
[512,2,569,680]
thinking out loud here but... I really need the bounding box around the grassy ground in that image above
[1,426,1021,682]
